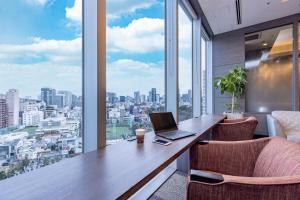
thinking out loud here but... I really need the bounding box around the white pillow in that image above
[272,111,300,136]
[287,134,300,144]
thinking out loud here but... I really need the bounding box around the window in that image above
[106,1,165,144]
[245,25,293,113]
[201,35,208,114]
[0,0,82,180]
[178,5,193,121]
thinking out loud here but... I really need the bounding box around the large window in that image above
[245,24,293,113]
[106,1,165,144]
[201,35,208,114]
[0,0,82,180]
[178,5,193,121]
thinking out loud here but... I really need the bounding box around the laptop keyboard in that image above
[162,130,191,137]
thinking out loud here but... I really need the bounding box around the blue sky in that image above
[0,0,191,98]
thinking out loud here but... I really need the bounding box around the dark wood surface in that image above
[0,115,224,200]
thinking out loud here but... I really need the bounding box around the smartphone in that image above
[152,139,172,146]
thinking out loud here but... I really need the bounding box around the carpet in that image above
[149,171,187,200]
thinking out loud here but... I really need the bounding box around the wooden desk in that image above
[0,115,224,200]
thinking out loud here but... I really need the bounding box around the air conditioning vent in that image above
[235,0,242,25]
[245,33,260,41]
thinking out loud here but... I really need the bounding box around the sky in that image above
[0,0,192,98]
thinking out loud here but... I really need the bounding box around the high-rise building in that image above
[140,95,146,103]
[106,92,117,104]
[55,94,65,108]
[151,88,157,103]
[188,89,192,104]
[0,95,8,128]
[41,88,56,106]
[134,91,141,104]
[58,90,72,107]
[22,110,44,127]
[119,96,126,103]
[6,89,19,127]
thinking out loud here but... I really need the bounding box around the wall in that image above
[212,14,300,135]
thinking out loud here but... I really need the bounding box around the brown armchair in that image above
[211,116,258,141]
[187,137,300,200]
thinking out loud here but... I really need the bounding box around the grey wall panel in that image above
[245,113,269,135]
[213,32,245,67]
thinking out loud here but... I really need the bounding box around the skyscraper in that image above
[41,88,56,106]
[134,91,141,104]
[55,94,65,108]
[151,88,157,103]
[6,89,19,127]
[0,95,8,128]
[58,90,72,107]
[119,96,126,103]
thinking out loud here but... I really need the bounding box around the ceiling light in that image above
[262,41,268,46]
[281,0,288,3]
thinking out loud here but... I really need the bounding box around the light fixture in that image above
[281,0,288,3]
[262,41,268,47]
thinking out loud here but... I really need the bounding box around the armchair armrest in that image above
[187,175,300,200]
[190,138,270,176]
[190,170,224,184]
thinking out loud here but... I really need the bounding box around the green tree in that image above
[0,171,7,180]
[214,67,247,113]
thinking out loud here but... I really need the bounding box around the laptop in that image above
[149,112,195,140]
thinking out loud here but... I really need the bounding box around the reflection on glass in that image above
[201,37,207,114]
[178,6,193,121]
[106,1,165,144]
[245,25,293,113]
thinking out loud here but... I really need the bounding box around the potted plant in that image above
[214,67,248,119]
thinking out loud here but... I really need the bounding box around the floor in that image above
[149,171,187,200]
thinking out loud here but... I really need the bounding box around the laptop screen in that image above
[149,112,177,132]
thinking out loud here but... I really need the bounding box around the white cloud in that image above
[0,37,82,65]
[65,0,82,22]
[107,0,156,19]
[25,0,50,6]
[0,62,82,97]
[0,37,82,97]
[107,18,164,53]
[107,59,164,96]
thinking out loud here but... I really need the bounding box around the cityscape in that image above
[0,88,82,180]
[0,86,193,180]
[106,88,193,144]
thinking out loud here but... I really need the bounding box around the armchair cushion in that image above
[190,138,270,176]
[212,116,258,141]
[253,137,300,177]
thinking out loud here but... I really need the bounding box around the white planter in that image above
[223,112,244,120]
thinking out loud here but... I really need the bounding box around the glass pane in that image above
[178,6,193,121]
[0,0,82,181]
[106,1,165,144]
[245,25,293,113]
[201,37,207,114]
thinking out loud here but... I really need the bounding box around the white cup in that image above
[135,129,145,143]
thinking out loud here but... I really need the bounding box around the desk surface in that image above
[0,115,224,200]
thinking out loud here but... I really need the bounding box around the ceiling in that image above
[198,0,300,35]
